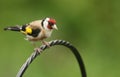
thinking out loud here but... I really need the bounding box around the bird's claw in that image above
[42,41,50,48]
[34,47,42,54]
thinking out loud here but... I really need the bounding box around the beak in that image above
[52,24,58,30]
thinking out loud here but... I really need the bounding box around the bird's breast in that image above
[45,30,52,37]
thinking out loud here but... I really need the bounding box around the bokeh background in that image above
[0,0,120,77]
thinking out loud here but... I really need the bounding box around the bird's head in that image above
[42,18,58,30]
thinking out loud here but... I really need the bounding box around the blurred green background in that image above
[0,0,120,77]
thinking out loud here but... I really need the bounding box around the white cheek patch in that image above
[43,21,48,30]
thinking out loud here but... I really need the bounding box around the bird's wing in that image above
[27,28,41,37]
[23,20,44,37]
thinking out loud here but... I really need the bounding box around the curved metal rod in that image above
[16,40,87,77]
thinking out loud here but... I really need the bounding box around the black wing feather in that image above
[28,28,41,37]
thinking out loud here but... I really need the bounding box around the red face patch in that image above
[47,18,56,29]
[48,18,56,24]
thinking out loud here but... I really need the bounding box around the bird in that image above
[4,17,58,52]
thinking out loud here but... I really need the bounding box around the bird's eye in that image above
[47,22,53,29]
[48,22,54,26]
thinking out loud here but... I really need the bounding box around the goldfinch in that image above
[4,17,58,52]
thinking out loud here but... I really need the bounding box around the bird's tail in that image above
[4,26,21,32]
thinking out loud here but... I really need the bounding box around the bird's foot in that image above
[42,41,50,48]
[34,47,42,54]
